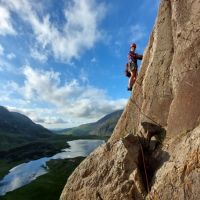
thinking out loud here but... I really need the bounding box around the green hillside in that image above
[0,106,55,151]
[57,110,123,137]
[90,109,123,136]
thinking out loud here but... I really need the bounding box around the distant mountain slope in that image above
[0,106,51,137]
[0,106,53,151]
[58,110,123,136]
[90,110,123,136]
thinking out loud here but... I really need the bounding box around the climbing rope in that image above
[124,66,200,197]
[130,97,161,127]
[136,134,150,194]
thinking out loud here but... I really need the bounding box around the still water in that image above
[0,139,104,196]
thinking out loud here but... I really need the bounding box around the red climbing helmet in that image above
[130,43,136,49]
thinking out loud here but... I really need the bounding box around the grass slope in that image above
[58,110,123,137]
[0,106,54,152]
[61,123,95,136]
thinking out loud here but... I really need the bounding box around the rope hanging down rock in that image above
[136,135,150,194]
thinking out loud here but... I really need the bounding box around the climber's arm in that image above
[136,54,143,60]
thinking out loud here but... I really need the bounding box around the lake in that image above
[0,139,104,196]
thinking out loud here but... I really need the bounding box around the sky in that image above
[0,0,160,129]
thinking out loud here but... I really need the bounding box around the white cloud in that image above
[129,24,146,43]
[3,0,106,62]
[7,52,16,60]
[0,58,16,72]
[4,104,88,129]
[91,57,97,63]
[0,5,16,35]
[0,44,4,55]
[34,117,68,125]
[21,66,81,106]
[6,106,68,126]
[30,48,48,63]
[7,65,127,120]
[0,84,34,111]
[79,68,89,83]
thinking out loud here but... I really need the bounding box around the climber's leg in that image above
[128,69,137,90]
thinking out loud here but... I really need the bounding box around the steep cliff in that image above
[60,0,200,199]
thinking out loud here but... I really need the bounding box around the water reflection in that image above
[0,139,104,196]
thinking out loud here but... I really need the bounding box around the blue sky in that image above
[0,0,160,129]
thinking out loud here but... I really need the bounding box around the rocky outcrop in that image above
[148,125,200,200]
[60,0,200,199]
[60,134,146,200]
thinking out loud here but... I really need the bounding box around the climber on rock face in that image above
[126,43,143,91]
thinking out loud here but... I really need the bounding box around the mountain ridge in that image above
[0,106,52,137]
[57,109,123,137]
[0,106,55,151]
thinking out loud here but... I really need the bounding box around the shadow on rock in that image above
[138,122,170,192]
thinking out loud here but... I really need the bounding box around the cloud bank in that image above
[1,0,106,62]
[0,5,16,35]
[3,65,127,127]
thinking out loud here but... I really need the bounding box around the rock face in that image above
[61,134,146,200]
[60,0,200,199]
